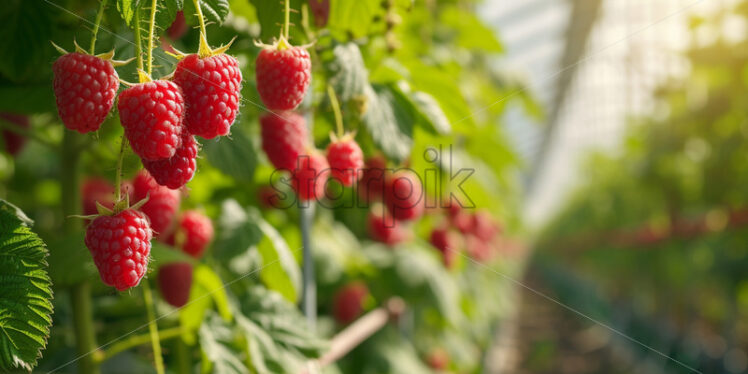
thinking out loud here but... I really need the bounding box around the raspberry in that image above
[326,137,364,187]
[309,0,330,27]
[118,80,185,161]
[383,170,424,221]
[133,170,180,237]
[446,204,472,234]
[142,133,198,189]
[257,185,282,209]
[157,262,193,307]
[53,53,119,133]
[465,234,493,262]
[426,348,449,371]
[332,282,368,325]
[260,111,308,170]
[368,210,409,245]
[165,210,214,258]
[429,227,461,269]
[471,211,499,242]
[358,156,387,203]
[166,11,187,40]
[84,209,152,291]
[255,45,311,111]
[292,151,330,202]
[173,53,242,139]
[81,178,114,216]
[0,113,29,156]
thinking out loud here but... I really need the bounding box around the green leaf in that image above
[184,0,230,26]
[439,6,503,52]
[327,0,383,38]
[326,43,369,103]
[247,0,302,41]
[116,0,141,28]
[202,127,257,183]
[118,0,183,36]
[361,84,414,163]
[0,200,53,372]
[213,199,263,263]
[150,241,195,269]
[252,210,301,303]
[180,264,232,344]
[46,232,97,289]
[199,312,248,374]
[409,91,451,135]
[0,1,55,81]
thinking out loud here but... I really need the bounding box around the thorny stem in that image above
[193,0,208,39]
[327,85,344,138]
[143,283,165,374]
[134,7,144,71]
[284,0,291,40]
[147,0,158,75]
[89,0,109,54]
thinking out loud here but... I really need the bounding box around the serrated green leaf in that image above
[199,312,248,374]
[184,0,230,26]
[116,0,141,28]
[326,43,368,103]
[213,199,263,263]
[203,127,257,183]
[252,209,300,303]
[247,0,302,41]
[361,84,414,163]
[180,264,232,344]
[0,200,53,372]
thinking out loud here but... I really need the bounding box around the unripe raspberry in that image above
[118,80,185,161]
[53,53,119,133]
[383,170,424,221]
[158,262,193,307]
[291,151,330,202]
[260,111,308,171]
[255,45,311,111]
[165,210,214,258]
[133,170,180,237]
[142,133,198,189]
[173,53,242,139]
[85,209,152,291]
[332,282,369,325]
[326,137,364,187]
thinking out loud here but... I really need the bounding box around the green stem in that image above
[62,131,100,374]
[113,137,128,203]
[89,0,109,54]
[284,0,291,39]
[99,326,182,362]
[327,85,344,138]
[134,7,144,72]
[193,0,207,38]
[143,283,165,374]
[146,0,158,75]
[175,336,191,373]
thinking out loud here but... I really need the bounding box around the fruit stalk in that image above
[89,0,109,54]
[62,131,100,374]
[284,0,291,39]
[146,0,158,75]
[193,0,207,38]
[326,84,344,138]
[143,282,165,374]
[134,7,144,71]
[300,203,316,328]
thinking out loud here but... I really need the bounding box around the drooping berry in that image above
[260,111,308,170]
[368,209,409,245]
[118,80,185,161]
[429,227,461,269]
[158,262,193,307]
[292,151,330,202]
[133,170,181,237]
[332,282,369,325]
[142,133,198,189]
[164,210,214,258]
[53,53,119,133]
[0,113,29,156]
[326,136,364,187]
[255,44,311,111]
[383,170,424,221]
[173,53,242,139]
[85,209,152,291]
[358,156,388,203]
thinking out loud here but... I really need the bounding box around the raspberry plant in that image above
[0,0,533,373]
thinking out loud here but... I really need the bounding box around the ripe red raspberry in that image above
[157,262,193,307]
[465,234,494,262]
[173,53,242,139]
[326,137,364,187]
[368,210,409,245]
[118,80,185,161]
[471,211,499,242]
[133,170,180,237]
[332,282,369,325]
[81,178,114,216]
[85,209,152,291]
[383,170,424,221]
[164,210,214,258]
[358,156,387,203]
[446,203,472,234]
[53,53,119,133]
[257,185,282,209]
[260,111,308,170]
[292,151,330,202]
[142,133,198,189]
[309,0,330,27]
[429,227,461,269]
[166,11,187,40]
[255,45,311,111]
[426,348,449,371]
[1,113,29,156]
